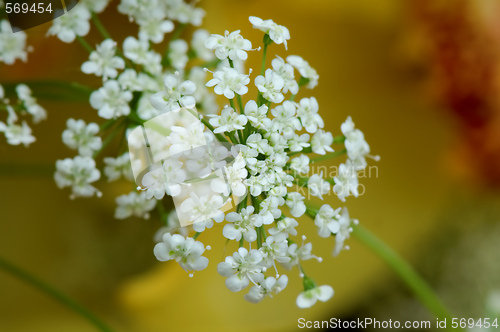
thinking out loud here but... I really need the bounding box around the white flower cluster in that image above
[52,0,213,220]
[0,20,30,64]
[0,84,46,147]
[2,0,380,308]
[142,16,379,308]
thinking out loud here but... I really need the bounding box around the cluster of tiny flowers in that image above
[0,84,46,147]
[51,0,214,220]
[1,0,379,308]
[0,20,31,64]
[148,16,379,308]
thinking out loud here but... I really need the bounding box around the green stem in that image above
[193,232,201,240]
[0,256,113,332]
[91,13,130,65]
[156,201,168,226]
[236,95,244,114]
[259,225,267,241]
[257,227,262,248]
[229,98,238,113]
[2,80,93,102]
[261,43,268,76]
[162,23,186,65]
[76,36,93,53]
[93,120,125,158]
[352,225,453,322]
[228,132,239,145]
[91,13,111,40]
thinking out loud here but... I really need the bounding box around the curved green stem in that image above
[91,12,112,40]
[76,36,93,53]
[0,256,113,332]
[260,43,268,76]
[91,13,130,65]
[352,225,453,322]
[2,80,93,102]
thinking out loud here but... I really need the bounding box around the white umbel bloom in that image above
[259,235,291,270]
[287,134,310,152]
[314,204,341,238]
[117,69,159,92]
[81,39,125,80]
[138,17,174,44]
[150,73,196,113]
[81,0,110,13]
[191,29,214,61]
[180,193,225,232]
[168,39,189,71]
[217,154,248,196]
[0,105,35,146]
[296,284,334,308]
[117,0,160,22]
[244,100,271,130]
[169,121,206,155]
[115,191,156,219]
[271,56,298,94]
[54,156,101,198]
[205,30,253,61]
[217,247,264,292]
[307,172,330,200]
[268,217,298,237]
[103,152,133,181]
[244,274,288,303]
[296,97,323,134]
[90,80,132,119]
[286,55,319,89]
[333,207,358,256]
[206,67,250,99]
[333,161,359,202]
[281,241,317,270]
[154,233,209,273]
[0,20,29,64]
[141,164,168,200]
[285,192,306,218]
[167,1,205,26]
[0,120,35,147]
[341,116,378,170]
[209,107,247,134]
[48,5,91,43]
[311,129,334,155]
[289,155,310,174]
[15,85,47,123]
[259,196,281,224]
[123,36,162,74]
[249,16,290,49]
[255,69,284,103]
[271,101,301,138]
[223,206,263,242]
[62,118,102,157]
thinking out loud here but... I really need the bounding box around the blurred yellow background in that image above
[1,0,499,331]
